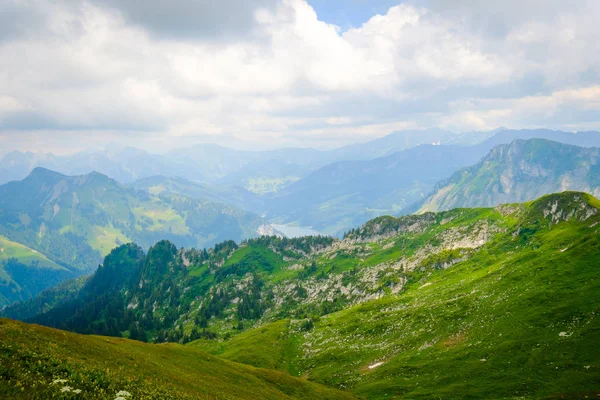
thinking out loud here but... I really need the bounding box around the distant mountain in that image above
[0,145,331,194]
[417,139,600,213]
[4,128,594,189]
[481,128,600,149]
[265,129,600,235]
[131,175,265,214]
[0,168,269,306]
[265,144,486,235]
[330,128,489,160]
[0,147,174,185]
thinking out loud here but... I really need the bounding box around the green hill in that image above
[192,192,600,399]
[0,168,269,306]
[0,318,354,400]
[4,191,600,398]
[0,235,70,305]
[418,139,600,213]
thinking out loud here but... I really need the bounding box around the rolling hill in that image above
[0,318,354,400]
[417,139,600,213]
[4,191,600,399]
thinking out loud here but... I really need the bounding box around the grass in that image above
[188,192,600,399]
[296,205,600,398]
[132,204,190,235]
[0,235,64,271]
[189,319,298,373]
[87,226,132,257]
[0,318,355,400]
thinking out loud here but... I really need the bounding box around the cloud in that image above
[0,0,598,152]
[93,0,280,41]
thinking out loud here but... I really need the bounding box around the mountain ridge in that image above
[416,139,600,213]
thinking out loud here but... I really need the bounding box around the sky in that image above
[0,0,599,154]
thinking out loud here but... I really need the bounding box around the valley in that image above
[3,2,599,397]
[2,191,599,399]
[2,130,600,399]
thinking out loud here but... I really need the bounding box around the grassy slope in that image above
[189,319,298,373]
[0,235,65,271]
[302,222,600,399]
[192,193,600,399]
[0,318,355,400]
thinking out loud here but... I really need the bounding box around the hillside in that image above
[0,318,354,400]
[5,191,600,398]
[195,192,600,399]
[418,139,600,213]
[0,235,70,305]
[131,175,265,214]
[0,168,268,306]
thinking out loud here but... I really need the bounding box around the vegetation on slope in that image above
[190,192,600,399]
[296,196,600,399]
[0,167,267,307]
[0,318,354,400]
[0,235,72,306]
[4,191,600,399]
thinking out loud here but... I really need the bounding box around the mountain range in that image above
[3,129,600,239]
[5,129,598,191]
[4,130,600,306]
[258,130,600,235]
[2,191,599,399]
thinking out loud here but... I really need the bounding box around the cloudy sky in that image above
[0,0,599,154]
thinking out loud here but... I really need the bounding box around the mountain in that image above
[4,191,599,399]
[265,129,600,235]
[4,129,600,238]
[131,175,265,214]
[0,147,173,185]
[0,318,353,400]
[265,144,486,236]
[418,139,600,213]
[0,235,73,306]
[165,144,331,193]
[0,168,268,307]
[481,128,600,148]
[0,145,332,194]
[330,128,488,160]
[5,129,598,191]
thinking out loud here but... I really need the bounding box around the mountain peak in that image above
[27,167,66,180]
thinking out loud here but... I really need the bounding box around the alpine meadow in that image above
[1,0,600,399]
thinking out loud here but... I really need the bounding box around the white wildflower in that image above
[61,386,72,392]
[52,379,68,385]
[73,389,82,394]
[116,390,132,397]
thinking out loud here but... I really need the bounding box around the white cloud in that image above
[0,0,598,152]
